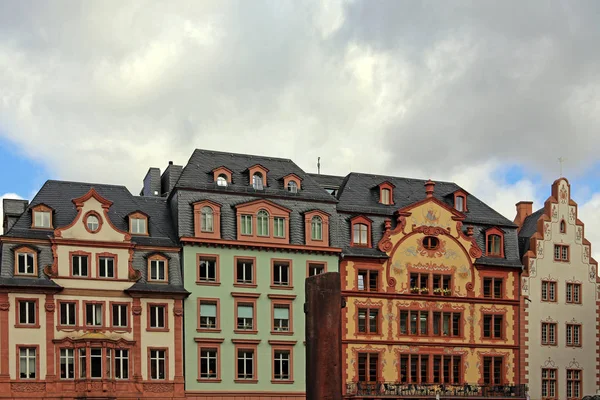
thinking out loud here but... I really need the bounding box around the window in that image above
[149,256,167,282]
[59,302,76,326]
[287,181,298,193]
[86,214,100,233]
[560,220,566,234]
[566,369,581,399]
[149,349,166,380]
[381,188,391,205]
[566,324,581,346]
[98,256,115,278]
[311,216,323,240]
[252,173,264,190]
[198,256,217,283]
[16,249,36,275]
[357,270,378,291]
[542,368,557,399]
[60,349,74,379]
[566,283,581,304]
[112,304,128,328]
[483,356,503,385]
[79,348,86,378]
[18,300,36,326]
[399,310,429,336]
[483,314,503,339]
[237,303,254,331]
[541,322,557,345]
[149,305,166,329]
[18,348,36,379]
[115,349,129,380]
[554,245,569,261]
[483,277,503,298]
[72,254,89,277]
[257,210,269,236]
[308,263,325,276]
[201,207,214,232]
[273,261,290,287]
[130,217,147,235]
[33,210,51,228]
[273,350,291,381]
[199,301,218,330]
[542,281,557,302]
[400,354,461,384]
[241,215,253,235]
[432,311,461,337]
[91,348,103,378]
[357,353,378,382]
[410,272,430,293]
[432,274,451,295]
[423,236,439,250]
[353,223,368,246]
[358,308,379,334]
[455,196,465,212]
[200,348,218,380]
[237,349,255,380]
[273,217,285,238]
[236,259,254,285]
[487,234,502,256]
[273,305,290,332]
[85,303,103,326]
[216,174,228,187]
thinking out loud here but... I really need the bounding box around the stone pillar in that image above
[305,272,342,400]
[0,293,9,381]
[45,294,56,389]
[173,299,185,395]
[132,297,143,381]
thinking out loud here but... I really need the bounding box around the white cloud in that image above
[579,193,600,263]
[0,193,24,235]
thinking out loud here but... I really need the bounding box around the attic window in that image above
[85,212,101,233]
[31,205,52,229]
[453,191,468,212]
[129,213,148,235]
[252,173,264,190]
[287,181,298,193]
[217,175,228,187]
[381,189,391,205]
[378,182,395,205]
[485,227,504,258]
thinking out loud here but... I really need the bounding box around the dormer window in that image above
[453,190,468,212]
[235,199,291,243]
[354,224,368,245]
[304,210,330,246]
[128,212,148,235]
[485,227,505,257]
[351,216,372,247]
[253,173,264,190]
[248,164,269,189]
[283,174,302,194]
[217,175,228,187]
[288,181,298,193]
[31,205,52,229]
[311,216,322,240]
[456,196,465,212]
[148,254,168,282]
[381,189,391,205]
[14,246,37,276]
[212,167,233,186]
[193,200,221,239]
[378,182,395,205]
[201,207,214,232]
[257,210,269,236]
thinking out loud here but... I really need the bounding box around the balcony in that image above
[346,382,527,398]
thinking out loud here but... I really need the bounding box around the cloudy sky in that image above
[0,0,599,259]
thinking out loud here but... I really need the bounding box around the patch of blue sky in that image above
[0,136,49,199]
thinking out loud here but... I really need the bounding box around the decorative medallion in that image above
[559,185,568,204]
[529,259,537,277]
[416,237,446,258]
[576,227,582,241]
[589,266,596,282]
[45,302,55,313]
[521,277,529,296]
[0,302,10,311]
[569,207,576,223]
[537,241,544,258]
[567,359,582,369]
[544,223,552,239]
[552,205,558,220]
[132,306,142,316]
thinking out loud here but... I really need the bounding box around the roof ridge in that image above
[191,148,294,163]
[44,179,130,191]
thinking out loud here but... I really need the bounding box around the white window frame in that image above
[85,303,103,327]
[98,256,115,278]
[71,255,89,277]
[150,349,166,380]
[149,305,166,329]
[17,252,35,275]
[60,302,76,326]
[19,347,36,379]
[273,350,290,380]
[60,348,75,380]
[112,304,128,328]
[34,211,51,228]
[115,349,129,380]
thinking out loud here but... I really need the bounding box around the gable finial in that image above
[558,157,567,177]
[317,157,321,175]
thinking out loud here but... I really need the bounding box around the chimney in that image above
[514,201,533,228]
[2,198,29,233]
[425,179,436,198]
[141,167,161,197]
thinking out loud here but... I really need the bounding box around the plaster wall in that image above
[8,293,46,380]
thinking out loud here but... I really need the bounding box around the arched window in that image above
[201,207,214,232]
[353,223,368,246]
[455,196,465,212]
[423,236,439,250]
[381,189,391,205]
[257,210,269,236]
[288,181,298,193]
[560,220,566,234]
[311,216,323,240]
[252,173,264,190]
[487,234,502,256]
[217,175,228,187]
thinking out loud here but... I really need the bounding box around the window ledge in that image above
[234,379,258,384]
[14,324,40,329]
[197,378,222,383]
[270,285,294,290]
[197,328,222,333]
[233,283,258,289]
[195,281,221,286]
[271,331,294,336]
[147,328,170,332]
[271,380,294,384]
[233,329,258,335]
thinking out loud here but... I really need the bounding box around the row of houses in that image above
[0,148,597,400]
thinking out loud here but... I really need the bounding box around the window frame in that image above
[114,348,130,380]
[110,302,130,331]
[234,342,258,383]
[196,254,220,285]
[283,174,302,194]
[566,323,582,347]
[70,250,91,278]
[306,261,327,277]
[13,246,38,277]
[196,339,223,382]
[96,252,117,279]
[482,277,504,299]
[357,307,381,335]
[271,259,292,289]
[193,200,222,239]
[234,256,257,288]
[304,210,330,246]
[566,369,582,399]
[554,244,570,262]
[351,217,371,247]
[211,166,232,186]
[16,345,39,380]
[541,280,557,302]
[147,303,169,332]
[453,190,468,212]
[541,368,557,400]
[83,210,102,234]
[256,209,270,237]
[233,294,259,335]
[197,298,220,333]
[147,254,168,283]
[378,181,395,205]
[357,268,380,292]
[84,301,105,328]
[482,313,505,340]
[273,216,286,238]
[15,298,39,328]
[128,212,149,236]
[269,295,294,335]
[482,356,504,385]
[57,301,78,329]
[485,227,505,257]
[271,345,294,384]
[31,204,53,229]
[541,322,557,346]
[566,282,582,304]
[357,352,380,383]
[147,348,168,380]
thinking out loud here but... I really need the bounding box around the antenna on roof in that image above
[317,157,321,175]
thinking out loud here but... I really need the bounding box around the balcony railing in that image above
[346,382,527,398]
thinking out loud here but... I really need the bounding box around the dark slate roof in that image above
[518,208,545,257]
[4,180,178,247]
[0,277,61,290]
[307,173,345,188]
[174,149,337,202]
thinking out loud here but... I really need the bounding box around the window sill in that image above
[271,379,294,384]
[234,329,258,335]
[271,331,294,336]
[197,328,221,333]
[195,281,221,286]
[147,328,170,332]
[541,300,558,303]
[541,343,558,346]
[197,378,222,383]
[566,344,582,348]
[482,337,506,341]
[14,324,40,329]
[233,283,258,289]
[147,280,169,284]
[270,285,294,290]
[109,326,132,333]
[234,379,258,384]
[14,273,38,278]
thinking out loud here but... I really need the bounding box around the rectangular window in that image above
[18,348,36,379]
[483,277,503,298]
[358,308,379,334]
[200,348,218,379]
[90,348,102,379]
[566,324,581,346]
[199,301,218,330]
[59,302,76,326]
[431,311,461,337]
[72,255,89,277]
[483,314,503,339]
[358,270,379,291]
[357,353,378,382]
[237,303,254,330]
[115,349,129,380]
[554,244,569,261]
[85,303,103,326]
[541,322,557,345]
[273,350,291,380]
[541,281,557,302]
[60,348,74,379]
[236,259,254,284]
[131,218,146,234]
[273,305,290,332]
[483,356,503,385]
[112,304,128,328]
[432,274,451,295]
[79,348,86,378]
[410,272,430,293]
[18,300,36,325]
[237,349,255,380]
[566,283,581,304]
[198,257,217,283]
[98,256,115,278]
[149,349,166,380]
[17,252,35,275]
[308,263,325,276]
[241,215,253,235]
[149,259,166,281]
[566,369,581,399]
[400,310,431,336]
[541,368,556,399]
[149,305,166,329]
[273,217,285,238]
[273,261,290,287]
[34,211,51,228]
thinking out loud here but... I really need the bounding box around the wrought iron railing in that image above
[346,382,527,398]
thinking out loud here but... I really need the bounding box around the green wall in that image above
[183,246,339,392]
